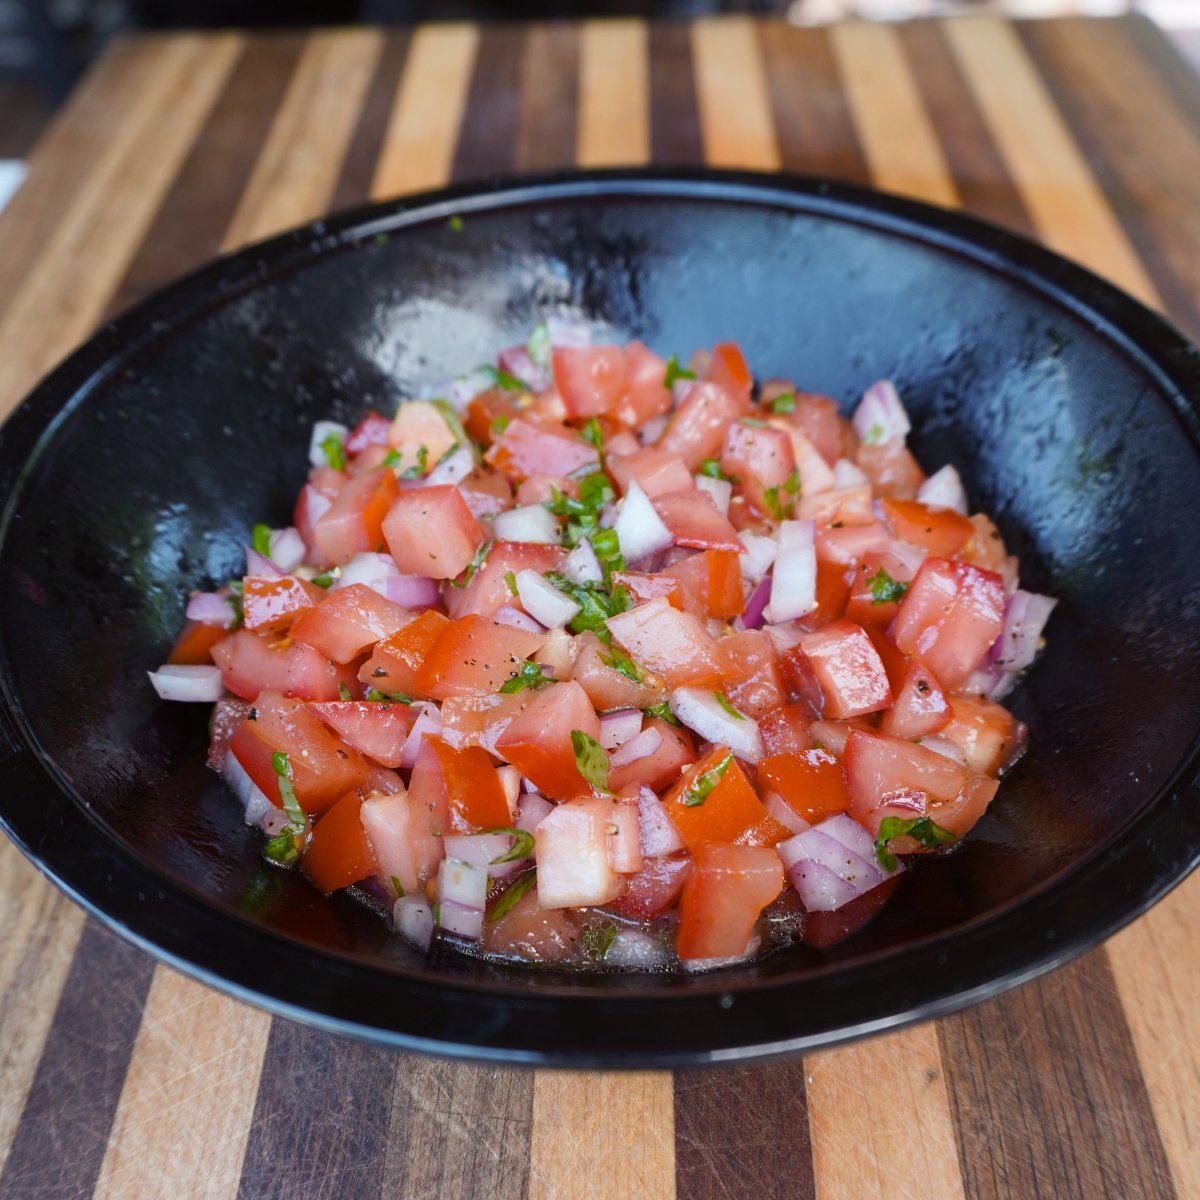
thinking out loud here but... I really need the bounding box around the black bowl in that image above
[2,170,1199,1067]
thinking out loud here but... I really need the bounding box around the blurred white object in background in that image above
[0,161,27,214]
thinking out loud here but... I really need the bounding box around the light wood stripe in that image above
[529,1071,675,1200]
[576,19,650,167]
[807,1025,966,1200]
[223,28,383,249]
[691,16,780,170]
[91,969,270,1200]
[370,23,480,199]
[0,33,241,420]
[830,21,959,209]
[943,14,1155,305]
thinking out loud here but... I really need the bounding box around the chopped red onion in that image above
[492,504,562,544]
[335,551,398,595]
[426,443,475,486]
[610,726,664,768]
[493,604,547,634]
[853,380,911,446]
[244,547,283,577]
[669,687,764,762]
[762,789,809,836]
[384,574,440,608]
[636,785,686,856]
[738,530,778,583]
[186,590,235,628]
[148,664,224,702]
[765,519,816,623]
[777,816,893,912]
[394,895,435,950]
[694,473,732,515]
[267,527,306,572]
[917,464,968,514]
[788,859,862,912]
[614,480,673,563]
[993,589,1057,672]
[436,859,488,940]
[443,832,525,879]
[638,413,670,445]
[739,576,772,631]
[603,929,671,969]
[309,420,349,468]
[515,569,580,628]
[564,538,603,585]
[399,703,442,769]
[833,458,869,488]
[598,708,644,750]
[965,660,1017,701]
[516,792,554,834]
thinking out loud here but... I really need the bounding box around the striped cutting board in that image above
[0,16,1197,1199]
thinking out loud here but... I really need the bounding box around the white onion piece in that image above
[221,749,277,829]
[763,621,805,653]
[681,932,761,972]
[399,703,442,769]
[516,792,554,834]
[832,458,869,488]
[564,538,603,585]
[610,726,664,769]
[493,605,546,634]
[309,420,349,467]
[515,569,580,628]
[547,315,592,348]
[917,464,968,514]
[598,708,643,750]
[426,443,475,485]
[763,789,809,836]
[614,480,674,563]
[394,895,435,950]
[245,548,283,577]
[994,589,1057,672]
[853,380,911,445]
[336,551,399,594]
[789,860,861,912]
[186,591,235,628]
[497,765,521,818]
[148,664,224,702]
[694,473,732,515]
[668,687,764,762]
[764,519,816,624]
[443,832,525,879]
[603,929,671,969]
[738,530,778,583]
[421,367,494,411]
[436,859,488,939]
[918,734,968,766]
[965,661,1017,701]
[267,527,306,572]
[637,785,686,857]
[889,539,928,576]
[384,575,440,607]
[492,504,562,544]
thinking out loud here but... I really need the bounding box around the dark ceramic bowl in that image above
[2,171,1199,1067]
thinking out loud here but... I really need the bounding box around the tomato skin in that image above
[382,485,485,580]
[880,499,975,558]
[652,489,745,553]
[415,615,546,700]
[571,630,666,711]
[616,341,673,430]
[844,552,920,628]
[936,695,1018,775]
[606,598,726,689]
[759,703,817,756]
[788,392,842,467]
[361,756,447,896]
[302,792,375,894]
[856,441,926,500]
[358,609,450,698]
[718,630,787,720]
[661,746,780,851]
[783,620,893,720]
[758,749,851,824]
[815,520,891,566]
[552,345,629,419]
[608,717,696,793]
[658,382,749,471]
[313,467,399,566]
[608,448,693,498]
[428,736,512,831]
[484,416,600,480]
[167,619,229,665]
[797,560,853,632]
[721,420,797,516]
[890,557,1006,690]
[308,700,416,767]
[290,583,413,664]
[675,842,784,960]
[879,660,951,740]
[444,541,565,619]
[494,680,603,800]
[704,342,753,403]
[241,574,323,634]
[212,629,354,702]
[705,548,745,619]
[610,570,684,609]
[607,855,692,918]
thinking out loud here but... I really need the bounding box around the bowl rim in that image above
[1,167,1199,1067]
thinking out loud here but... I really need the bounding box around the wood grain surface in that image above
[0,15,1198,1199]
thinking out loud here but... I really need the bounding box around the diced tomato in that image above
[615,341,673,430]
[346,443,391,477]
[815,521,891,566]
[515,474,576,506]
[552,345,628,419]
[358,609,449,697]
[483,885,579,962]
[797,560,853,631]
[382,485,484,580]
[428,736,512,831]
[890,557,1005,690]
[294,482,336,566]
[313,467,399,566]
[676,842,784,960]
[438,692,530,753]
[535,795,623,908]
[770,420,835,498]
[843,729,999,842]
[457,468,514,519]
[863,623,909,692]
[465,387,534,447]
[706,549,744,619]
[290,583,413,664]
[302,792,375,894]
[167,619,229,665]
[571,630,666,712]
[782,620,892,719]
[308,699,416,767]
[963,513,1008,572]
[608,448,693,498]
[704,342,753,403]
[721,420,797,517]
[759,703,816,756]
[803,875,901,948]
[652,489,744,552]
[212,629,354,702]
[789,392,842,467]
[880,499,975,558]
[230,690,371,815]
[935,695,1018,775]
[345,411,392,456]
[798,484,874,526]
[608,717,697,793]
[658,382,749,471]
[361,765,446,896]
[844,551,920,628]
[857,441,926,500]
[494,680,603,800]
[445,541,565,619]
[757,749,851,824]
[416,615,546,700]
[241,574,323,634]
[807,717,878,757]
[718,630,786,719]
[610,570,684,609]
[661,553,715,623]
[387,400,458,473]
[606,598,725,688]
[879,660,951,740]
[662,747,781,851]
[608,855,691,918]
[484,416,600,480]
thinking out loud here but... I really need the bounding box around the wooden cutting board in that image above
[0,15,1197,1198]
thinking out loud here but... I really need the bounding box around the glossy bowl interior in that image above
[1,171,1199,1066]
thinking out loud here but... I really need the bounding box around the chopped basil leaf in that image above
[599,645,645,683]
[263,833,299,865]
[741,417,769,428]
[783,467,801,494]
[478,364,528,392]
[589,527,625,578]
[338,681,354,701]
[498,660,552,694]
[268,752,307,860]
[583,922,619,959]
[571,728,612,794]
[544,571,633,641]
[449,539,494,590]
[391,875,405,897]
[310,572,335,588]
[431,399,471,454]
[320,431,346,471]
[682,750,734,807]
[226,587,244,630]
[491,413,511,435]
[770,392,796,413]
[698,457,729,481]
[504,570,519,596]
[448,215,464,232]
[399,444,429,479]
[761,483,793,521]
[367,688,413,704]
[643,700,681,727]
[251,523,272,558]
[486,827,536,864]
[489,868,537,922]
[581,417,605,454]
[867,567,909,605]
[713,692,745,721]
[527,321,551,369]
[874,815,956,871]
[434,442,462,467]
[663,354,695,389]
[381,447,401,468]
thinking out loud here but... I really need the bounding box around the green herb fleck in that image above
[477,364,528,392]
[434,442,462,467]
[486,827,536,864]
[527,321,551,369]
[867,567,909,606]
[251,523,272,558]
[571,728,612,793]
[448,214,464,232]
[864,422,886,446]
[449,538,494,590]
[399,443,429,479]
[504,570,519,597]
[431,399,471,454]
[682,751,734,807]
[544,571,633,641]
[498,660,552,694]
[225,582,245,630]
[741,417,769,428]
[698,458,730,481]
[491,413,511,435]
[643,701,681,727]
[320,431,346,471]
[770,392,796,413]
[874,815,956,872]
[581,417,605,453]
[265,752,307,865]
[783,467,801,494]
[713,692,745,721]
[544,472,615,547]
[583,922,619,959]
[310,572,335,588]
[663,354,696,389]
[367,688,413,704]
[588,527,625,578]
[391,875,405,897]
[761,482,793,521]
[489,868,537,922]
[338,681,354,701]
[599,645,645,683]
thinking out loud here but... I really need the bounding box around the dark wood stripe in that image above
[675,1061,816,1200]
[1018,18,1200,343]
[648,21,704,165]
[1119,13,1200,136]
[329,31,411,212]
[104,34,304,319]
[452,24,526,182]
[899,21,1036,237]
[757,22,869,183]
[236,1022,396,1200]
[0,922,156,1199]
[380,1056,534,1198]
[514,22,580,172]
[939,951,1177,1200]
